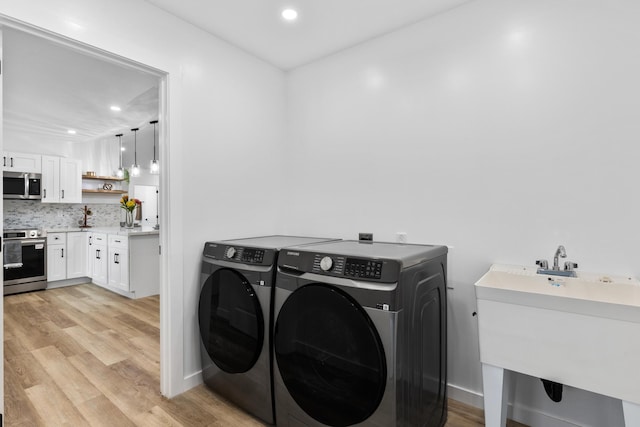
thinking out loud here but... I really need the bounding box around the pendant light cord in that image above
[131,128,139,164]
[150,120,158,161]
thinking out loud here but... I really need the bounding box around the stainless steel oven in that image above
[3,172,42,199]
[3,229,47,295]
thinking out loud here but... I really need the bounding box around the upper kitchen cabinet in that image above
[41,155,82,203]
[2,151,41,173]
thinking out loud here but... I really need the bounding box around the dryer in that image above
[273,240,448,427]
[198,235,338,425]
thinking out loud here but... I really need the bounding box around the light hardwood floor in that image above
[4,284,526,426]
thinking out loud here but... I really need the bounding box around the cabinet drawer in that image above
[90,233,107,245]
[108,234,129,249]
[47,233,66,245]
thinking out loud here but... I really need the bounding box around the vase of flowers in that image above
[120,195,141,228]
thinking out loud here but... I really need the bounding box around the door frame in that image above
[0,16,176,400]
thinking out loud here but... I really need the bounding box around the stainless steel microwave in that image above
[3,172,42,200]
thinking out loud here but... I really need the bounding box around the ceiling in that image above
[145,0,473,70]
[3,28,159,147]
[2,1,472,147]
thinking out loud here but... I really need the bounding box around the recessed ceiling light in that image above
[121,147,126,152]
[67,129,76,134]
[281,8,298,21]
[110,105,121,111]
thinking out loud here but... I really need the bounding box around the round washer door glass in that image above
[198,268,264,373]
[275,284,386,427]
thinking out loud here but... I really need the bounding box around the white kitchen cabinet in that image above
[107,235,129,292]
[88,232,108,286]
[66,232,88,278]
[46,233,67,282]
[47,231,88,283]
[2,151,41,173]
[41,155,82,203]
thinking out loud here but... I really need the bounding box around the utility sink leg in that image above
[623,401,640,426]
[482,363,510,427]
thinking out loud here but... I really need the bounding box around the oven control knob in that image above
[225,247,236,259]
[320,256,333,271]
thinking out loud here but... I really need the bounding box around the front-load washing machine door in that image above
[199,268,264,373]
[275,283,386,427]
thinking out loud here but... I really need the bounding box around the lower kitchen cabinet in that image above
[47,233,67,282]
[88,232,108,286]
[67,232,88,278]
[47,229,158,299]
[47,231,88,282]
[91,231,159,299]
[107,235,129,292]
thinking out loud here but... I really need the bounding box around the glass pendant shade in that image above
[115,133,124,178]
[149,159,159,174]
[131,127,140,177]
[149,120,159,175]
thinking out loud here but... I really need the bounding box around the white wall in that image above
[0,0,286,396]
[283,0,639,425]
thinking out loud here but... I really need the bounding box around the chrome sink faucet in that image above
[553,245,566,271]
[536,245,578,277]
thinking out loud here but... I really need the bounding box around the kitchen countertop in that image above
[46,226,159,236]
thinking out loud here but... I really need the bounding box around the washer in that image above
[198,235,339,425]
[273,240,448,427]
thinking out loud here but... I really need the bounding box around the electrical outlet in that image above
[396,232,407,243]
[359,233,373,241]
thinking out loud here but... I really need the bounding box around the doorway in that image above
[0,17,172,418]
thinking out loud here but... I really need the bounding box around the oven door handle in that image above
[17,239,47,246]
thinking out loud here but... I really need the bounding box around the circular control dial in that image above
[320,256,333,271]
[225,247,237,259]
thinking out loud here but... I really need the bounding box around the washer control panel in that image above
[278,251,399,283]
[203,242,273,266]
[240,248,265,263]
[345,258,383,279]
[312,254,345,275]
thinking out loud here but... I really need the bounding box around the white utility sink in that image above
[475,264,640,427]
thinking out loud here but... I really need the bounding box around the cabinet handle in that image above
[61,248,64,258]
[61,189,65,199]
[3,156,5,167]
[96,249,101,259]
[89,236,92,245]
[43,189,46,199]
[114,253,119,264]
[10,157,13,168]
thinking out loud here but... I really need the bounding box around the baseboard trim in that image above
[183,373,580,427]
[446,383,582,427]
[46,277,91,289]
[183,370,203,392]
[447,383,484,409]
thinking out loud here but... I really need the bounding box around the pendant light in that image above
[149,120,159,174]
[131,127,141,177]
[115,133,124,178]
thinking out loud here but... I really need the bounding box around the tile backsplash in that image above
[4,200,121,229]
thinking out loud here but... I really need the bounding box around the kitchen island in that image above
[46,226,159,299]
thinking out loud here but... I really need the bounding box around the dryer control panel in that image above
[203,242,275,266]
[279,250,400,283]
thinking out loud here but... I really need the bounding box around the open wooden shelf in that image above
[82,175,124,181]
[82,189,128,194]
